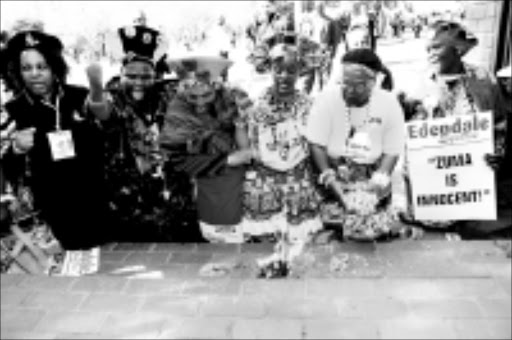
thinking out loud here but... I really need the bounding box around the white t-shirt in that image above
[306,85,405,164]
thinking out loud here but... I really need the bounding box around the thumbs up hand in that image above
[86,63,103,89]
[86,63,104,102]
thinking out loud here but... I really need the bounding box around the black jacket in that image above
[3,84,110,249]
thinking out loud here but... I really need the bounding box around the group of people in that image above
[0,15,510,257]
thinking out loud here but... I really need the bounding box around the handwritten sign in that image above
[406,111,497,220]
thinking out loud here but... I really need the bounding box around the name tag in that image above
[47,130,76,160]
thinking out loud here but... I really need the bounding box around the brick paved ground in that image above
[1,240,511,339]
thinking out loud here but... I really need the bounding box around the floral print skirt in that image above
[241,160,323,243]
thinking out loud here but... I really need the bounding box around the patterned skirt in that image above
[241,160,323,243]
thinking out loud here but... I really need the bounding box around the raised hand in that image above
[86,63,104,102]
[227,148,255,166]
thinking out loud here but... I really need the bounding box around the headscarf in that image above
[105,24,168,67]
[427,20,478,56]
[340,48,384,87]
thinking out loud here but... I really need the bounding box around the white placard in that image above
[406,111,497,220]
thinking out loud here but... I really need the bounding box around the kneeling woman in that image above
[307,48,406,241]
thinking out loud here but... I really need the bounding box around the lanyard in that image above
[41,95,62,131]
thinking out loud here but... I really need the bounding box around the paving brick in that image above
[0,274,25,288]
[139,295,203,316]
[304,319,379,339]
[98,261,125,274]
[21,291,87,310]
[168,252,212,264]
[17,276,77,292]
[477,298,512,318]
[152,243,196,252]
[496,278,512,296]
[265,297,338,319]
[100,251,132,263]
[452,319,499,339]
[241,243,275,254]
[100,243,117,251]
[407,298,484,318]
[0,331,57,339]
[242,280,306,298]
[378,318,458,339]
[435,278,511,299]
[336,297,409,319]
[35,310,110,333]
[0,288,31,307]
[376,240,429,253]
[306,279,376,298]
[139,263,195,279]
[78,292,143,312]
[124,252,171,265]
[123,278,184,295]
[196,243,241,254]
[113,243,155,252]
[163,317,233,339]
[485,262,512,278]
[1,307,46,332]
[156,317,187,339]
[376,279,452,299]
[70,276,129,293]
[232,319,303,339]
[486,319,512,339]
[384,257,490,278]
[52,333,107,339]
[200,296,266,318]
[181,278,244,297]
[98,311,168,339]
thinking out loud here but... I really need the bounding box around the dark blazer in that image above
[3,84,111,249]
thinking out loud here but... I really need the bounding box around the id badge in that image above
[47,130,76,160]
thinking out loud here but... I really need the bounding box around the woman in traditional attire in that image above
[240,32,323,245]
[159,55,254,243]
[307,48,406,241]
[87,24,201,242]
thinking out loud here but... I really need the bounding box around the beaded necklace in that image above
[345,99,371,147]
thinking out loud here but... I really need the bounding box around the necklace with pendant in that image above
[345,101,371,147]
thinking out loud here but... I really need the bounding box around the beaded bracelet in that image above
[370,171,391,188]
[318,168,336,187]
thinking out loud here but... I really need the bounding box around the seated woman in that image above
[240,33,323,246]
[399,21,508,236]
[159,55,254,243]
[87,24,201,242]
[2,30,111,250]
[307,48,406,241]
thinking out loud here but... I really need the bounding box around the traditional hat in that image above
[107,24,168,66]
[248,30,322,74]
[427,20,478,56]
[167,54,234,108]
[5,30,63,62]
[167,55,233,82]
[341,48,385,73]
